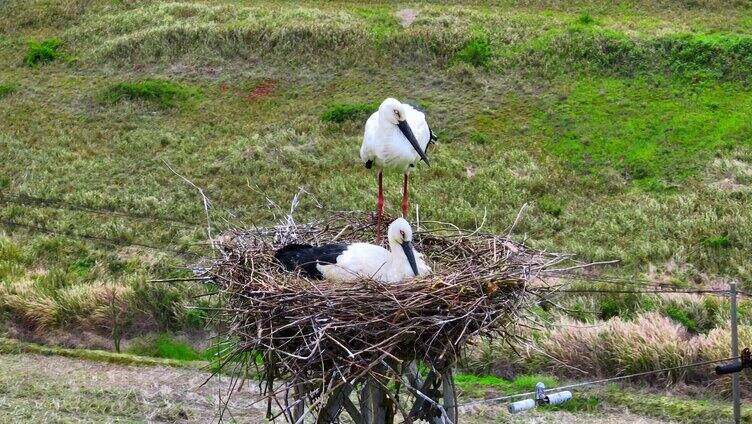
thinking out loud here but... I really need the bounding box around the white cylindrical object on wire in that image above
[508,399,535,413]
[545,391,572,405]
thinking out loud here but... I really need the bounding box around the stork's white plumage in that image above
[274,218,430,283]
[360,98,433,173]
[360,98,437,242]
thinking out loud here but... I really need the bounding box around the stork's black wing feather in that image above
[407,103,425,113]
[274,243,348,279]
[407,103,438,146]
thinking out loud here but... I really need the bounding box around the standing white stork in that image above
[274,218,430,283]
[360,98,437,242]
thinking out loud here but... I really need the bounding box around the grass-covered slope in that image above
[1,0,752,343]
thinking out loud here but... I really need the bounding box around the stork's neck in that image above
[378,104,400,127]
[378,111,393,127]
[388,239,407,263]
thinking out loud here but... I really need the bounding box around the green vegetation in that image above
[601,387,752,423]
[664,305,698,333]
[539,78,752,184]
[126,334,205,361]
[0,82,16,97]
[599,293,643,320]
[0,337,205,368]
[321,102,377,123]
[576,13,596,26]
[25,38,63,66]
[703,233,732,249]
[355,8,399,42]
[540,395,601,412]
[100,80,199,108]
[469,131,490,145]
[538,195,563,217]
[452,35,492,68]
[455,373,556,391]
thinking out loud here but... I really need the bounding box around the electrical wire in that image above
[0,193,201,226]
[0,218,199,258]
[551,288,745,297]
[459,355,740,407]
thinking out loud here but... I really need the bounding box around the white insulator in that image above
[508,399,536,413]
[546,391,573,405]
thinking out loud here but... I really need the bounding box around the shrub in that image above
[469,131,490,145]
[538,195,563,217]
[100,80,198,108]
[126,334,203,361]
[68,257,96,276]
[25,38,63,66]
[321,102,377,123]
[702,234,731,248]
[184,307,207,329]
[654,294,726,334]
[0,83,17,98]
[664,305,698,333]
[599,292,642,320]
[130,279,183,330]
[452,35,492,68]
[577,13,595,25]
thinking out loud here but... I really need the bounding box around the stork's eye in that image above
[400,230,405,238]
[394,110,400,118]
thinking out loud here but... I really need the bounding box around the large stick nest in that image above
[205,211,580,392]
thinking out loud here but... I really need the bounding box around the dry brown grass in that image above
[537,312,752,388]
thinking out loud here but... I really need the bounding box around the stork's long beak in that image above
[401,240,420,277]
[397,120,430,165]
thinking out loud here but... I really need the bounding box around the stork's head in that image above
[377,98,430,165]
[378,98,407,125]
[387,218,420,276]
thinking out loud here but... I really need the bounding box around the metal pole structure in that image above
[730,281,740,424]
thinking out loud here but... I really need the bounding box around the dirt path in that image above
[0,353,676,423]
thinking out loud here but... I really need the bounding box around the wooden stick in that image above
[441,368,458,423]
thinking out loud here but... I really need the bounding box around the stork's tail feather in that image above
[429,129,438,143]
[274,243,313,271]
[364,159,374,169]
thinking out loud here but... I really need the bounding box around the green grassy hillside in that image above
[1,0,752,347]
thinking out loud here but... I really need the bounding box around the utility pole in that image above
[730,281,740,424]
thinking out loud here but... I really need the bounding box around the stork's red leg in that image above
[401,173,409,218]
[376,171,384,244]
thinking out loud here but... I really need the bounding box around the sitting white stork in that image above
[274,218,430,283]
[360,98,437,242]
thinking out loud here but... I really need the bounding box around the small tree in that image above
[95,284,130,353]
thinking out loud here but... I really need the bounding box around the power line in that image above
[551,288,747,297]
[0,218,200,258]
[563,273,692,289]
[565,272,751,293]
[548,287,752,298]
[459,355,740,408]
[0,193,202,227]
